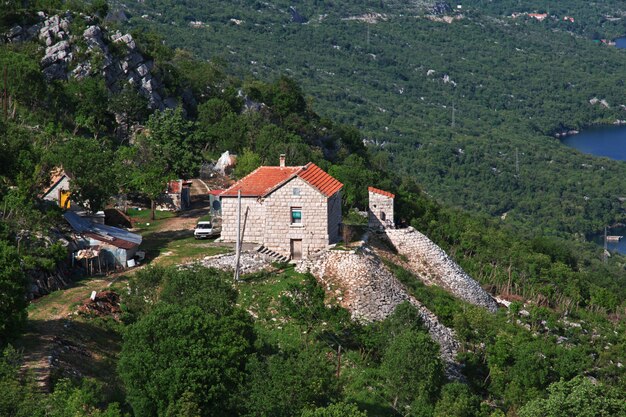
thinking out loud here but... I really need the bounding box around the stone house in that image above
[155,179,192,211]
[41,167,72,209]
[368,186,394,229]
[220,156,343,260]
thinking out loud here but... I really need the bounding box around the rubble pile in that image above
[297,245,462,378]
[77,291,122,320]
[194,251,272,275]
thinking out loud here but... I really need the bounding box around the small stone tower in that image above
[368,187,395,229]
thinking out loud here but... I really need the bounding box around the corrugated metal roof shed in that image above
[64,211,142,248]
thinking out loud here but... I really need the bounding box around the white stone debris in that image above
[193,251,272,275]
[297,245,463,379]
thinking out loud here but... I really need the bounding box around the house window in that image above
[380,211,386,221]
[293,187,301,196]
[291,207,302,224]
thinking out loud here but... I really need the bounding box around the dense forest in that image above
[116,0,626,236]
[0,0,625,416]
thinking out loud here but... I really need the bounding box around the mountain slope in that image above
[116,0,626,235]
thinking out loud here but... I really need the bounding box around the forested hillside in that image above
[0,1,625,416]
[116,0,626,235]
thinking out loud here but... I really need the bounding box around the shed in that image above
[64,211,142,269]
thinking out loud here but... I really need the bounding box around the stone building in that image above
[368,186,394,229]
[220,156,343,260]
[155,179,191,211]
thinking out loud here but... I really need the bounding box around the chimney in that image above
[279,154,286,167]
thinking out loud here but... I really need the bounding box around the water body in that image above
[561,125,626,161]
[615,37,626,49]
[590,227,626,254]
[560,37,626,252]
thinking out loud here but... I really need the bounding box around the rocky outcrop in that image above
[297,245,462,378]
[28,266,72,299]
[7,12,167,110]
[384,228,498,312]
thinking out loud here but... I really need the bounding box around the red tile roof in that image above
[220,166,301,197]
[368,186,395,199]
[298,162,343,198]
[220,162,343,198]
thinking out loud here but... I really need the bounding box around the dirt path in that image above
[19,179,220,390]
[19,277,117,392]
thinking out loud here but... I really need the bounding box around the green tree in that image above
[0,242,28,343]
[329,155,374,210]
[46,378,122,417]
[117,137,172,220]
[241,348,338,417]
[145,107,199,178]
[159,265,237,316]
[0,345,42,417]
[234,148,261,178]
[381,330,444,410]
[108,85,149,142]
[65,77,112,138]
[55,136,117,212]
[122,265,168,323]
[518,376,626,417]
[301,402,368,417]
[118,304,254,417]
[433,383,480,417]
[0,49,46,109]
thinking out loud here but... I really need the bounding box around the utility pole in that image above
[3,65,7,121]
[234,189,242,282]
[602,226,609,263]
[336,345,342,378]
[451,103,456,128]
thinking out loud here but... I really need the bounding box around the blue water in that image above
[561,125,626,161]
[615,37,626,49]
[561,36,626,252]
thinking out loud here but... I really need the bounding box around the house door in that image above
[290,239,302,260]
[59,189,71,209]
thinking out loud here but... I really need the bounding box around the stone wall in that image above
[220,197,266,244]
[221,177,337,259]
[297,245,461,377]
[263,177,330,258]
[368,190,394,229]
[385,227,498,312]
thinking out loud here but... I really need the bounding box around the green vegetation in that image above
[0,1,625,416]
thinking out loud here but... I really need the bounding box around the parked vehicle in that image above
[194,221,216,239]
